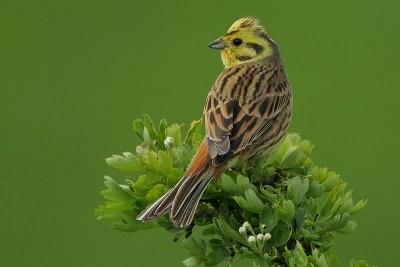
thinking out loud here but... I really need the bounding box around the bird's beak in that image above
[208,37,226,50]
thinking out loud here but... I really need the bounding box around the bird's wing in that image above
[204,62,291,166]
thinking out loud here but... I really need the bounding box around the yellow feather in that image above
[227,17,264,33]
[219,17,276,68]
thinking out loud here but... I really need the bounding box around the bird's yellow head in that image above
[208,17,278,68]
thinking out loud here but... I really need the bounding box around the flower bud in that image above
[263,233,272,242]
[247,235,256,244]
[164,136,174,148]
[242,221,251,229]
[256,233,264,240]
[239,226,247,235]
[136,144,148,154]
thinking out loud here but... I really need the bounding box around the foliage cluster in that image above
[96,115,372,267]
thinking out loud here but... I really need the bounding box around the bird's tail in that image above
[170,166,213,227]
[136,139,213,227]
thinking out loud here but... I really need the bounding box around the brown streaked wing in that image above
[204,62,291,166]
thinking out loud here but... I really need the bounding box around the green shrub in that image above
[96,115,374,267]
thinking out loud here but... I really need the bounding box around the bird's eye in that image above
[232,38,243,46]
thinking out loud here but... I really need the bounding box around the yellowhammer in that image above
[137,17,293,227]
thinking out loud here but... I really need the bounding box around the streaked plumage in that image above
[137,17,293,227]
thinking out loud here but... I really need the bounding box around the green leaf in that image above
[308,180,325,198]
[338,191,354,215]
[166,123,182,147]
[229,214,241,231]
[171,146,192,166]
[218,174,238,193]
[233,189,264,214]
[260,204,278,232]
[157,118,168,149]
[349,259,371,267]
[300,227,319,241]
[143,114,158,140]
[337,221,358,234]
[145,183,167,203]
[308,248,328,267]
[282,200,295,222]
[133,174,162,191]
[96,176,135,212]
[280,145,307,169]
[287,241,308,267]
[236,174,255,191]
[215,218,247,245]
[350,199,368,215]
[295,209,306,229]
[182,257,201,267]
[144,150,173,177]
[105,152,142,173]
[157,150,173,175]
[202,225,217,236]
[321,196,343,222]
[143,127,153,147]
[319,184,346,219]
[245,189,264,212]
[95,176,157,232]
[167,167,184,187]
[322,175,340,191]
[183,237,207,258]
[252,258,270,267]
[185,118,204,147]
[260,185,278,204]
[328,212,350,231]
[132,119,145,140]
[287,176,309,206]
[206,246,228,266]
[271,222,292,247]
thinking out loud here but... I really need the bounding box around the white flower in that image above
[247,235,256,244]
[263,233,272,242]
[239,226,247,235]
[256,233,264,240]
[136,144,148,154]
[164,136,174,148]
[242,221,251,229]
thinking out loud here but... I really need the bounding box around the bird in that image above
[137,17,293,228]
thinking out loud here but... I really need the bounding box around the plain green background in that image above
[1,0,399,266]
